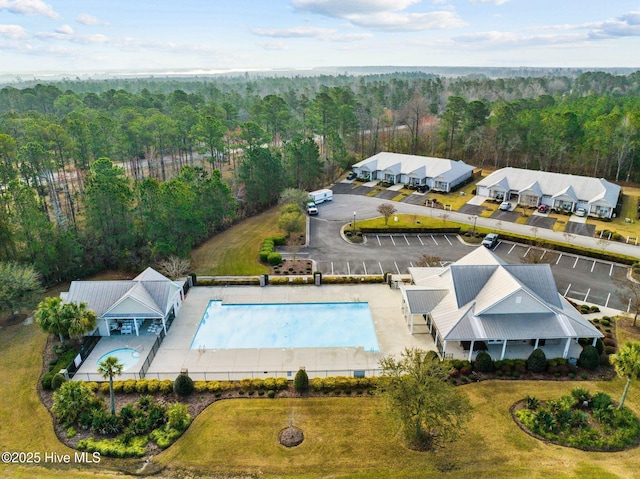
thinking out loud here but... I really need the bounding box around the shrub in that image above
[601,319,610,327]
[135,379,148,394]
[525,395,540,410]
[604,346,617,355]
[474,351,493,373]
[51,381,99,426]
[512,371,520,379]
[166,402,191,431]
[568,373,576,379]
[112,381,124,393]
[495,370,503,377]
[146,379,160,394]
[275,377,289,390]
[527,348,547,373]
[571,387,591,403]
[100,382,111,395]
[267,252,282,265]
[595,338,604,355]
[86,382,99,393]
[206,381,221,393]
[77,435,147,458]
[123,379,137,394]
[159,379,174,394]
[174,373,195,396]
[590,305,600,313]
[272,235,286,245]
[66,426,77,438]
[267,390,276,398]
[41,372,55,390]
[579,304,591,314]
[579,345,600,370]
[293,368,309,392]
[51,373,67,391]
[194,381,208,393]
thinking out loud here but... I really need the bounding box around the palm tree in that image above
[34,297,67,344]
[98,356,124,415]
[610,342,640,409]
[65,302,98,340]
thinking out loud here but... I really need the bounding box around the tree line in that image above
[1,70,640,286]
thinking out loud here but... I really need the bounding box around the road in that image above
[296,194,633,311]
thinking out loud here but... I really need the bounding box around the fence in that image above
[139,327,166,378]
[66,331,101,378]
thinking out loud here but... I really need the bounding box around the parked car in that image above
[499,201,514,211]
[307,203,318,215]
[537,204,549,213]
[574,207,587,217]
[482,233,499,248]
[346,172,357,180]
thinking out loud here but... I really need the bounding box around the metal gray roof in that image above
[450,265,498,307]
[352,152,474,183]
[64,268,180,319]
[477,167,620,207]
[403,288,449,314]
[502,264,561,307]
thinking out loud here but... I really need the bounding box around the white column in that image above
[468,340,475,363]
[591,337,597,346]
[563,338,571,358]
[134,319,139,336]
[410,314,414,335]
[500,340,507,360]
[442,340,447,359]
[104,318,110,336]
[534,338,539,349]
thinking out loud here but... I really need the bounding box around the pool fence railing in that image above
[72,368,383,382]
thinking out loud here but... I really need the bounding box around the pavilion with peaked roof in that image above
[400,247,602,361]
[61,267,185,337]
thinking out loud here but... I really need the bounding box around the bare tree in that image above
[417,254,442,267]
[377,203,397,225]
[156,256,191,279]
[616,277,640,328]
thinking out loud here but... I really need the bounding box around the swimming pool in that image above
[96,348,141,371]
[190,301,380,351]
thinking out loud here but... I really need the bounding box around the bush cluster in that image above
[516,388,640,450]
[578,345,600,370]
[174,373,195,396]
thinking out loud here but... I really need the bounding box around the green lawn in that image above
[2,318,639,478]
[190,206,282,275]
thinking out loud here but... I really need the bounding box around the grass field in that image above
[2,317,639,478]
[190,207,282,275]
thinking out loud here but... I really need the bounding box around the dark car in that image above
[346,172,357,180]
[538,204,549,213]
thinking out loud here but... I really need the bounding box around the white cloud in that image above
[252,25,371,42]
[292,0,419,17]
[253,26,336,38]
[0,24,27,39]
[258,41,289,51]
[469,0,511,5]
[55,24,73,35]
[348,11,466,31]
[0,0,59,19]
[77,13,109,26]
[291,0,464,32]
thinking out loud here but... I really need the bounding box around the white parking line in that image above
[331,262,334,275]
[394,261,400,274]
[605,293,611,308]
[390,236,396,246]
[376,235,381,246]
[628,298,632,313]
[540,250,546,259]
[508,244,516,254]
[347,262,351,275]
[444,235,452,245]
[417,235,424,245]
[403,234,410,245]
[564,284,572,296]
[523,247,531,257]
[409,261,414,267]
[556,253,563,264]
[378,261,383,274]
[363,262,367,275]
[430,234,438,246]
[609,264,614,277]
[573,256,579,268]
[591,260,596,273]
[584,288,590,302]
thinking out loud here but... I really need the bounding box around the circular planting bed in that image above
[279,425,304,447]
[511,387,640,452]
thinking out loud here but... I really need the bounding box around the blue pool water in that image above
[96,348,140,371]
[190,301,380,351]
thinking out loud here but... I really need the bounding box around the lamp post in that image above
[353,211,356,235]
[472,215,478,236]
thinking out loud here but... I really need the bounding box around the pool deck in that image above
[144,284,435,380]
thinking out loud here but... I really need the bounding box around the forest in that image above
[1,69,640,285]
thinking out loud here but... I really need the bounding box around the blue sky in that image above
[1,0,640,74]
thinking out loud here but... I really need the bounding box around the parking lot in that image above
[302,194,633,312]
[309,230,630,311]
